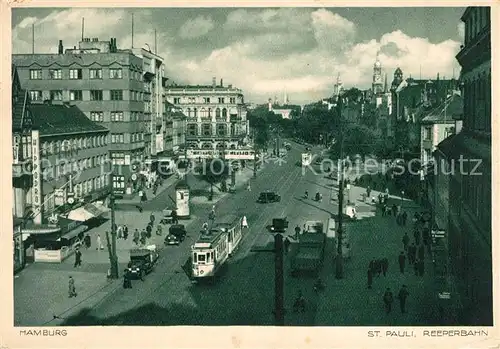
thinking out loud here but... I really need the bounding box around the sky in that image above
[12,7,467,104]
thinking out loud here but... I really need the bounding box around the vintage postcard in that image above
[1,0,498,348]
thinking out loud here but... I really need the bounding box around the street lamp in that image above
[107,173,119,279]
[335,96,346,280]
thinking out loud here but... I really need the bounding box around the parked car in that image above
[127,245,159,280]
[257,191,281,203]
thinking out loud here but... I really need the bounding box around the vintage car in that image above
[164,224,187,246]
[257,191,281,204]
[127,245,159,280]
[160,208,175,225]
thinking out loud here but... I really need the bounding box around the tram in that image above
[191,215,244,280]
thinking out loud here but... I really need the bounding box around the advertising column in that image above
[31,130,42,225]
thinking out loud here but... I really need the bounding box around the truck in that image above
[290,220,326,276]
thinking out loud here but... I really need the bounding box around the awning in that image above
[60,225,88,240]
[67,203,109,222]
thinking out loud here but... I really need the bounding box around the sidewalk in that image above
[314,176,439,325]
[14,165,262,326]
[115,173,179,205]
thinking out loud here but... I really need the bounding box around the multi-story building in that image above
[12,37,167,194]
[420,92,462,168]
[164,78,248,152]
[12,64,111,265]
[433,6,491,325]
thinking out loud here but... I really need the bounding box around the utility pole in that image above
[253,128,257,178]
[274,233,285,325]
[108,174,119,278]
[335,97,345,279]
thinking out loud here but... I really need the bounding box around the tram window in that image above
[206,253,211,263]
[193,253,197,263]
[198,254,205,262]
[211,252,214,261]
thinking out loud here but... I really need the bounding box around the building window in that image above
[204,97,210,104]
[69,68,83,80]
[423,127,432,140]
[90,111,104,122]
[110,90,123,101]
[202,123,211,136]
[50,90,63,101]
[131,91,136,101]
[90,90,103,101]
[218,97,225,104]
[29,69,42,80]
[48,69,62,80]
[111,133,125,143]
[70,90,83,101]
[222,108,228,118]
[90,68,102,79]
[193,108,198,117]
[174,97,180,104]
[109,68,123,79]
[215,108,221,118]
[30,90,42,101]
[186,108,191,117]
[187,124,197,136]
[230,97,236,104]
[216,124,227,136]
[111,153,125,165]
[110,111,124,122]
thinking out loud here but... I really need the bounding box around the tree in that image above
[199,159,230,201]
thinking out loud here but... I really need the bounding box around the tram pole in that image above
[274,233,285,325]
[335,97,345,280]
[107,175,119,279]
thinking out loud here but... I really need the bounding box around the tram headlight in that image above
[200,270,204,275]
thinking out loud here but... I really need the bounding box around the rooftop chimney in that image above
[220,78,223,87]
[212,77,216,87]
[58,40,63,54]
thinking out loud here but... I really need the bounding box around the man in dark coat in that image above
[397,285,409,313]
[381,257,389,277]
[418,259,425,276]
[402,233,410,251]
[418,244,425,261]
[73,248,82,268]
[402,211,408,226]
[413,228,421,245]
[123,269,132,289]
[398,251,406,274]
[367,268,373,289]
[123,225,129,240]
[408,243,417,264]
[383,288,394,314]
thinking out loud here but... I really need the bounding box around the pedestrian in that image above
[398,251,406,274]
[369,259,376,274]
[378,193,383,204]
[133,229,140,245]
[96,234,104,250]
[74,247,82,268]
[68,276,77,298]
[381,257,388,276]
[366,186,371,198]
[150,213,155,225]
[418,244,425,260]
[247,182,251,192]
[171,209,178,224]
[367,268,373,289]
[414,259,420,276]
[294,225,301,239]
[413,229,421,245]
[284,238,290,255]
[376,259,382,277]
[123,225,129,240]
[392,204,397,217]
[397,285,409,313]
[418,259,425,276]
[402,233,410,251]
[117,225,123,239]
[123,269,132,289]
[202,222,209,234]
[242,215,249,229]
[402,211,408,226]
[84,234,91,249]
[383,288,394,314]
[146,224,152,238]
[408,243,417,264]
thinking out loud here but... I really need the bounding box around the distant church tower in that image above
[283,91,289,105]
[391,67,404,91]
[333,73,343,96]
[372,52,384,95]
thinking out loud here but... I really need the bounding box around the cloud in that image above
[12,8,462,104]
[178,15,214,39]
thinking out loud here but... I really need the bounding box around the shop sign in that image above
[31,130,42,225]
